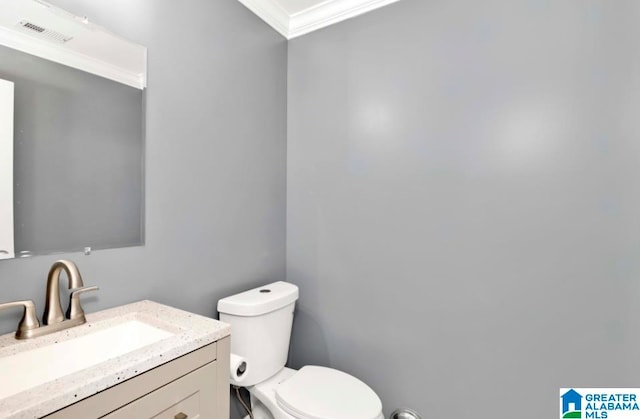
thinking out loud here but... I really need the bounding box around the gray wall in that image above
[287,0,640,417]
[0,44,143,254]
[0,4,286,417]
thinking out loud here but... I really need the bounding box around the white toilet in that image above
[218,281,384,419]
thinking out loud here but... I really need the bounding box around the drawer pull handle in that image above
[175,413,188,419]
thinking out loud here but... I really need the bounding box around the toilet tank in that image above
[217,281,299,387]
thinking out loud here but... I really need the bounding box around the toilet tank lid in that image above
[217,281,299,316]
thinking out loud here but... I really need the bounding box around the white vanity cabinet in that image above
[45,337,230,419]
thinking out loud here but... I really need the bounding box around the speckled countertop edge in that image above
[0,300,230,419]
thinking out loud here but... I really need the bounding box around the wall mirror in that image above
[0,0,146,260]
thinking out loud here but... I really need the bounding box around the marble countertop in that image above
[0,300,230,419]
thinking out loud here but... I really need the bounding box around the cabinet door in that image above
[103,361,217,419]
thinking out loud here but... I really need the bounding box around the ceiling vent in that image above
[16,20,73,43]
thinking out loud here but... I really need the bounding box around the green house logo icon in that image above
[561,389,583,418]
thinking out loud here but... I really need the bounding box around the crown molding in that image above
[288,0,402,39]
[0,26,146,89]
[238,0,403,39]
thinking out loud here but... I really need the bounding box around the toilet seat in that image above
[275,366,382,419]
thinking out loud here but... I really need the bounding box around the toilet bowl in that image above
[218,281,383,419]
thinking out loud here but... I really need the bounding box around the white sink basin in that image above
[0,320,173,399]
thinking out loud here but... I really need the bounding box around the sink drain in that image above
[390,408,422,419]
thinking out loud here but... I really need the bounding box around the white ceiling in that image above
[238,0,403,39]
[0,0,146,88]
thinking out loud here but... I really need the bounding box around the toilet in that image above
[218,281,384,419]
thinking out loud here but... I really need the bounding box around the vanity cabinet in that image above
[44,337,230,419]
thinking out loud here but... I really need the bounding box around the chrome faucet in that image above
[0,260,98,339]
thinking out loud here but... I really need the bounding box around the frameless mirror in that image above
[0,0,146,260]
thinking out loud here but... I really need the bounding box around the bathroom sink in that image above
[0,319,173,399]
[0,300,230,419]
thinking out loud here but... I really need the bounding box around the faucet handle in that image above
[66,286,99,321]
[0,300,40,338]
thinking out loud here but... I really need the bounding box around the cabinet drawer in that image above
[150,391,199,419]
[103,361,217,419]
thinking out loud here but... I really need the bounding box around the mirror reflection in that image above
[0,0,146,260]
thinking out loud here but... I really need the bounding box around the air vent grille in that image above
[22,21,44,33]
[17,20,73,43]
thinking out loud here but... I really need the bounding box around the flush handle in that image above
[175,413,187,419]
